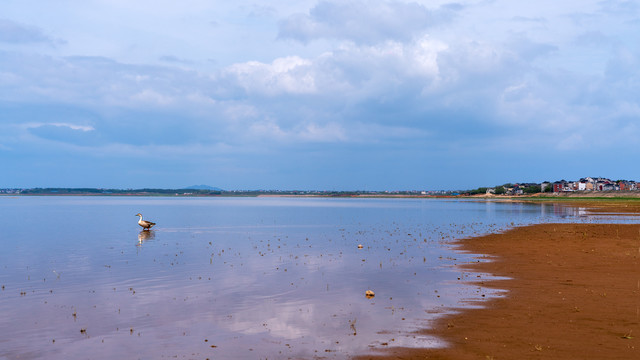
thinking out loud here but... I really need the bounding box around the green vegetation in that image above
[466,187,490,195]
[18,188,223,196]
[4,184,640,199]
[8,188,436,197]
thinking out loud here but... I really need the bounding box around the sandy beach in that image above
[357,218,640,359]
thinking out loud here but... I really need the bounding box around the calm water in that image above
[0,197,611,359]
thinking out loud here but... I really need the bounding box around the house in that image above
[514,185,524,195]
[577,181,587,191]
[553,180,567,193]
[541,182,551,192]
[618,181,635,191]
[602,183,616,191]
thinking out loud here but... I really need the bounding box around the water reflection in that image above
[537,202,640,220]
[137,230,155,246]
[538,203,590,218]
[0,197,630,359]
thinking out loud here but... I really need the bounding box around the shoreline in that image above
[5,191,640,200]
[356,217,640,359]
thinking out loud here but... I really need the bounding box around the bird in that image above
[135,213,156,230]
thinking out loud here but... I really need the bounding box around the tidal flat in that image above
[0,197,624,359]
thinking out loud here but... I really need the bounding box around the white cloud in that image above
[248,120,287,139]
[26,122,95,132]
[410,37,448,77]
[130,89,175,106]
[225,56,316,95]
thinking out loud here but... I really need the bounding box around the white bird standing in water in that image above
[135,213,156,230]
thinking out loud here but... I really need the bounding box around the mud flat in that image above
[357,219,640,359]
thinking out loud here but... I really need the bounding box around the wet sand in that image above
[356,221,640,359]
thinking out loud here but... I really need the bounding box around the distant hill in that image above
[183,185,224,191]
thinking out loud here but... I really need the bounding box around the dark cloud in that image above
[278,1,462,44]
[0,18,53,44]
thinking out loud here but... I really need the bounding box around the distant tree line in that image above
[19,188,223,195]
[466,183,550,195]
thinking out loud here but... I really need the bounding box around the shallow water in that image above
[0,197,620,359]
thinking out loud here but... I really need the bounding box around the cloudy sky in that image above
[1,1,639,190]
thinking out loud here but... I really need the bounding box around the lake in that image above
[0,197,611,359]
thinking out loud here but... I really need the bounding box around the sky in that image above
[1,0,639,191]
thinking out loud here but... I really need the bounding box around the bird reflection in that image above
[137,230,155,246]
